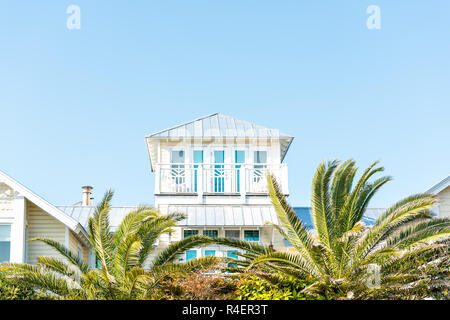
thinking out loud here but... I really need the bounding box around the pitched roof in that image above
[293,207,380,229]
[427,175,450,194]
[169,205,279,227]
[145,113,294,171]
[57,206,137,231]
[0,170,89,242]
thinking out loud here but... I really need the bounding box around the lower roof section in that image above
[168,205,278,227]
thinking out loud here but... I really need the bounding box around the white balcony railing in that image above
[156,163,288,195]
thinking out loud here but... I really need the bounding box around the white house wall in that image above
[26,200,67,264]
[437,186,450,218]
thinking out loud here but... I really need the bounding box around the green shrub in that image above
[0,271,46,300]
[234,275,321,300]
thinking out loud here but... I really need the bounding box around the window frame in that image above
[0,224,11,263]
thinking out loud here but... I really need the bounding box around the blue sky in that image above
[0,1,449,208]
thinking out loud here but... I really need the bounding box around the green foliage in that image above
[210,160,450,299]
[0,271,48,300]
[0,190,218,300]
[234,275,319,300]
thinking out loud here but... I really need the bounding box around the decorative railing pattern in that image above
[157,164,288,195]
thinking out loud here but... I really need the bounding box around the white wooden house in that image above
[2,112,446,267]
[0,113,294,266]
[143,113,294,261]
[427,176,450,218]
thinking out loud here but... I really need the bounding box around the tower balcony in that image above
[155,163,288,196]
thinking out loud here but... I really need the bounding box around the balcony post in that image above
[240,166,246,203]
[155,164,160,194]
[197,166,203,204]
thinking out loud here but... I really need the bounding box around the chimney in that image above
[81,186,93,206]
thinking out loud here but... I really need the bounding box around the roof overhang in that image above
[168,205,279,227]
[145,113,294,172]
[427,175,450,195]
[0,170,90,244]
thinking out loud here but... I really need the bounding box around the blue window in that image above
[205,250,216,257]
[184,229,199,238]
[171,150,185,189]
[214,151,225,192]
[0,225,11,262]
[254,151,267,164]
[227,250,239,268]
[244,230,260,242]
[203,230,218,239]
[235,151,245,192]
[193,151,203,192]
[186,250,197,261]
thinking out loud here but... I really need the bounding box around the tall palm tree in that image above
[211,160,450,299]
[0,190,217,300]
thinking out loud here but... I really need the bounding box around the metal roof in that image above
[57,205,280,229]
[56,206,137,231]
[293,207,382,229]
[169,205,279,227]
[145,113,294,171]
[147,113,293,140]
[56,205,383,232]
[427,175,450,195]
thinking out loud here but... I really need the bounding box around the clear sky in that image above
[0,1,449,208]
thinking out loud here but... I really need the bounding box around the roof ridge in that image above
[146,112,294,138]
[146,112,219,138]
[427,175,450,194]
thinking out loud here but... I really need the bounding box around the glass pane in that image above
[203,230,218,239]
[0,225,11,241]
[214,151,224,163]
[193,151,203,163]
[186,250,197,261]
[244,230,260,241]
[235,151,245,164]
[205,250,216,257]
[225,230,240,239]
[0,225,11,262]
[254,151,267,164]
[171,150,185,163]
[227,250,238,259]
[183,230,199,239]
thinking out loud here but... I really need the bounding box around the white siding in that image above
[68,230,89,264]
[438,186,450,218]
[26,200,66,264]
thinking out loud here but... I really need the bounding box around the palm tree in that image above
[210,160,450,299]
[0,190,217,300]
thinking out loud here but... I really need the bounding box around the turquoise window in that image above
[203,230,218,239]
[244,230,260,242]
[205,250,216,257]
[254,151,267,164]
[193,151,203,192]
[0,225,11,262]
[186,250,197,261]
[194,150,203,163]
[227,250,239,268]
[235,151,245,192]
[184,229,199,239]
[214,151,225,192]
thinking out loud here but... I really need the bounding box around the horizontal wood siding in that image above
[26,201,66,264]
[68,230,90,264]
[438,186,450,218]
